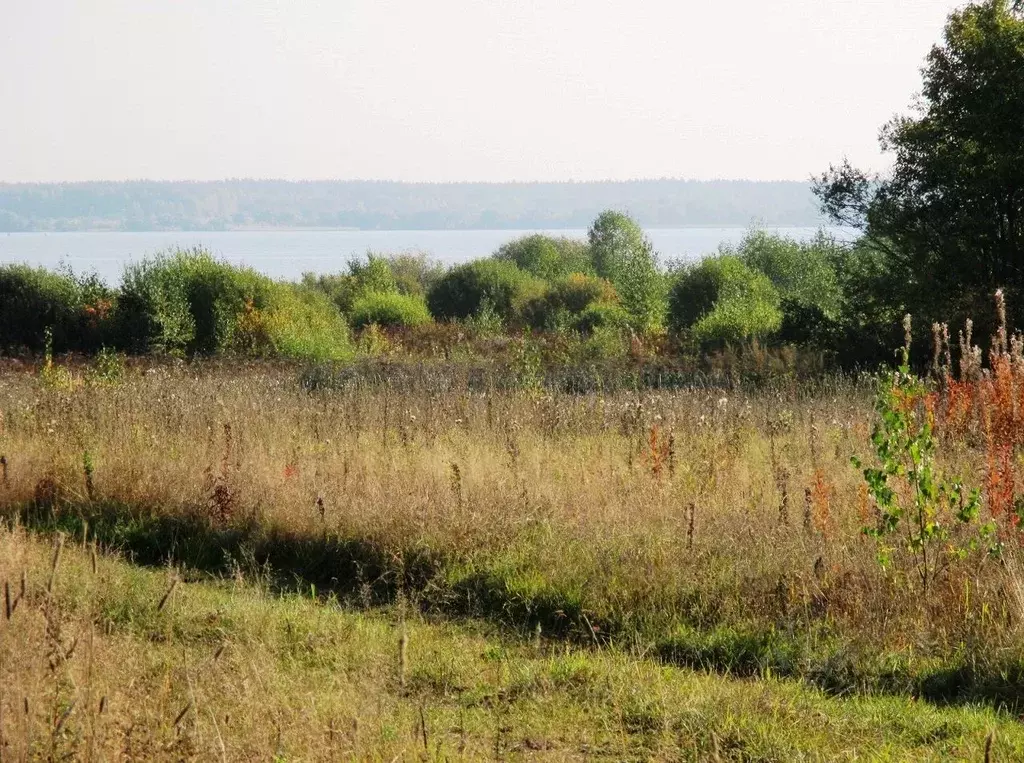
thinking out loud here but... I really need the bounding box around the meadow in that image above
[2,319,1024,758]
[1,222,1023,758]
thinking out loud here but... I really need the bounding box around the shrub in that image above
[573,302,633,335]
[494,234,592,279]
[347,254,398,295]
[349,292,432,329]
[116,248,350,360]
[0,265,113,353]
[116,249,269,354]
[301,272,361,315]
[521,273,618,331]
[577,325,631,361]
[668,255,782,343]
[735,230,841,314]
[302,252,426,315]
[427,260,543,324]
[386,253,445,297]
[732,229,844,344]
[252,285,353,361]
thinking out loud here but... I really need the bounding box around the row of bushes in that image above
[0,249,352,360]
[0,212,887,366]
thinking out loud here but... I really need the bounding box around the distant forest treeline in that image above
[0,179,822,232]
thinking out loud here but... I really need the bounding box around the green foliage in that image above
[464,298,506,337]
[494,234,592,280]
[668,255,782,343]
[827,239,908,366]
[38,327,76,389]
[302,252,431,316]
[117,248,270,355]
[385,253,445,297]
[426,260,543,324]
[301,271,360,315]
[575,325,631,361]
[853,327,996,593]
[587,211,665,331]
[257,285,352,361]
[116,248,350,360]
[347,254,398,295]
[85,347,126,386]
[0,264,113,352]
[509,333,544,392]
[736,230,840,314]
[816,0,1024,333]
[355,323,393,357]
[349,292,432,329]
[573,302,633,335]
[521,273,618,332]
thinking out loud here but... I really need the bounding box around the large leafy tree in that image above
[816,0,1024,331]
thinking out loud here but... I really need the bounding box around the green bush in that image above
[349,292,432,329]
[573,302,633,335]
[731,229,844,344]
[301,272,361,315]
[735,230,841,314]
[302,252,424,315]
[427,260,543,324]
[494,234,592,279]
[668,255,782,343]
[521,273,618,331]
[347,254,398,295]
[116,248,267,354]
[0,264,113,352]
[579,325,631,361]
[116,248,350,360]
[386,253,445,297]
[251,284,352,361]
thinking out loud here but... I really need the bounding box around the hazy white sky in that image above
[0,0,964,183]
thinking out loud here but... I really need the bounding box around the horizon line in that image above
[0,177,816,187]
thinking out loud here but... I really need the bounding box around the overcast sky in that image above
[0,0,965,183]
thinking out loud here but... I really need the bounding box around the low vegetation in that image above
[4,526,1017,760]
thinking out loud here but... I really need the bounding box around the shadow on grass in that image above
[6,498,1024,714]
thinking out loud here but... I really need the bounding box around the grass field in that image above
[1,525,1019,761]
[2,355,1024,758]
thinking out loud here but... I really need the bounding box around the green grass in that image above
[9,499,1024,713]
[1,524,1018,760]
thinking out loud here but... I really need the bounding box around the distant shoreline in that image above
[3,223,830,234]
[0,178,823,232]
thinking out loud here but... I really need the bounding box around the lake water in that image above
[0,227,849,284]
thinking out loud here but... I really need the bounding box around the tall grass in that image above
[2,347,1023,704]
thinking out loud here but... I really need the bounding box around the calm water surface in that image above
[0,228,849,284]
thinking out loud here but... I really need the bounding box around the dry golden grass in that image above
[0,358,1021,700]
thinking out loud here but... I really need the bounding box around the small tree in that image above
[587,211,665,332]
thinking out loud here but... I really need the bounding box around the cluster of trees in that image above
[0,211,857,364]
[816,0,1024,353]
